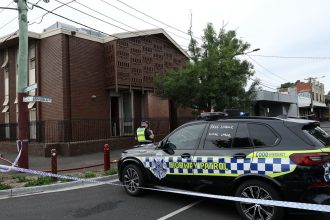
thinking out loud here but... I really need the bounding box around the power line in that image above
[74,0,140,33]
[249,77,277,90]
[29,0,77,26]
[0,1,14,14]
[52,0,189,51]
[246,55,287,82]
[249,54,330,60]
[252,66,284,84]
[0,16,17,32]
[98,0,191,42]
[116,0,202,41]
[27,1,120,39]
[54,0,131,33]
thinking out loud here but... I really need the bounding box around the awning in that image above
[2,106,9,113]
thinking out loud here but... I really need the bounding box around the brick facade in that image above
[0,27,192,156]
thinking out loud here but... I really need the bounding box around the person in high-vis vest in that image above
[136,120,154,144]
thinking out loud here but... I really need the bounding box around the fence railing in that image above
[0,117,195,143]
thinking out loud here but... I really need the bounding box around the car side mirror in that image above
[163,142,176,155]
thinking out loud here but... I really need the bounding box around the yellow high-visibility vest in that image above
[137,127,148,142]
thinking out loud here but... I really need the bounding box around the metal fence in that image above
[0,117,195,143]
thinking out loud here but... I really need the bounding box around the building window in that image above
[29,108,37,139]
[2,50,10,138]
[28,44,36,96]
[5,112,10,139]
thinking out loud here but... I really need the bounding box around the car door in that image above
[156,122,207,186]
[193,122,254,191]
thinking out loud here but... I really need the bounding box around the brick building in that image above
[295,80,327,120]
[278,80,327,120]
[0,23,192,156]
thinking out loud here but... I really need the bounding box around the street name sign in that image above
[23,96,52,103]
[23,83,38,93]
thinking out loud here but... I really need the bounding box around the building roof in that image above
[0,23,189,58]
[108,28,189,58]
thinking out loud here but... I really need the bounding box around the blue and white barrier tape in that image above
[0,140,27,173]
[0,164,329,213]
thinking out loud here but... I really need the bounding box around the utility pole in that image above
[17,0,29,168]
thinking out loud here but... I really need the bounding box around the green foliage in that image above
[0,182,11,190]
[12,175,28,183]
[326,93,330,106]
[280,82,295,88]
[102,168,118,176]
[80,172,96,179]
[0,178,11,190]
[155,23,258,112]
[59,178,73,183]
[24,176,53,187]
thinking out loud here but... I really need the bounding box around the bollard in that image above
[51,149,57,182]
[104,144,110,171]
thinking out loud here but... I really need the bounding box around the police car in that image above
[118,116,330,220]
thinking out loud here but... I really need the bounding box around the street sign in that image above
[23,96,52,103]
[23,83,38,93]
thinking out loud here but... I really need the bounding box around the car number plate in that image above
[324,162,330,182]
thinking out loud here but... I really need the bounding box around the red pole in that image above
[17,93,29,169]
[104,144,110,171]
[51,148,57,182]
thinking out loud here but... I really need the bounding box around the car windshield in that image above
[303,125,330,147]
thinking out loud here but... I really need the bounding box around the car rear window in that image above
[303,125,330,147]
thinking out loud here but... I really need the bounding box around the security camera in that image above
[43,0,50,3]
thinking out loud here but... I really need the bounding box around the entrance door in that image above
[121,92,134,135]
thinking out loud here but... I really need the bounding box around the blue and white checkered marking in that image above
[139,156,297,178]
[324,162,330,182]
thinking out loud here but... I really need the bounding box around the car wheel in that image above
[235,180,284,220]
[122,164,145,196]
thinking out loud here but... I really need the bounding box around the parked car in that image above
[118,116,330,220]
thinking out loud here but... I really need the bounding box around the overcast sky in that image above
[1,0,329,93]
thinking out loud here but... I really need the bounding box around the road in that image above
[0,177,329,220]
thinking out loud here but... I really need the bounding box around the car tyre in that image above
[122,164,145,196]
[235,180,284,220]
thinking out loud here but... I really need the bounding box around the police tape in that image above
[0,140,27,173]
[0,164,330,213]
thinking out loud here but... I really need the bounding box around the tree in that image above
[155,23,258,112]
[326,91,330,106]
[279,82,295,89]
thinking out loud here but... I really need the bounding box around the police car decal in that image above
[138,154,297,179]
[324,162,330,182]
[150,153,167,180]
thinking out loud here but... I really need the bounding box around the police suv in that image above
[118,116,330,220]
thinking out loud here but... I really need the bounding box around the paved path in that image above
[1,148,126,171]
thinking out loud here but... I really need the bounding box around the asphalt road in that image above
[0,178,329,220]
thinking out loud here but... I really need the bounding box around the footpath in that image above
[0,147,130,198]
[2,147,126,171]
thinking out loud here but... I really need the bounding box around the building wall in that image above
[8,48,17,123]
[147,91,169,118]
[39,34,65,120]
[110,35,187,90]
[0,50,5,123]
[68,36,109,119]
